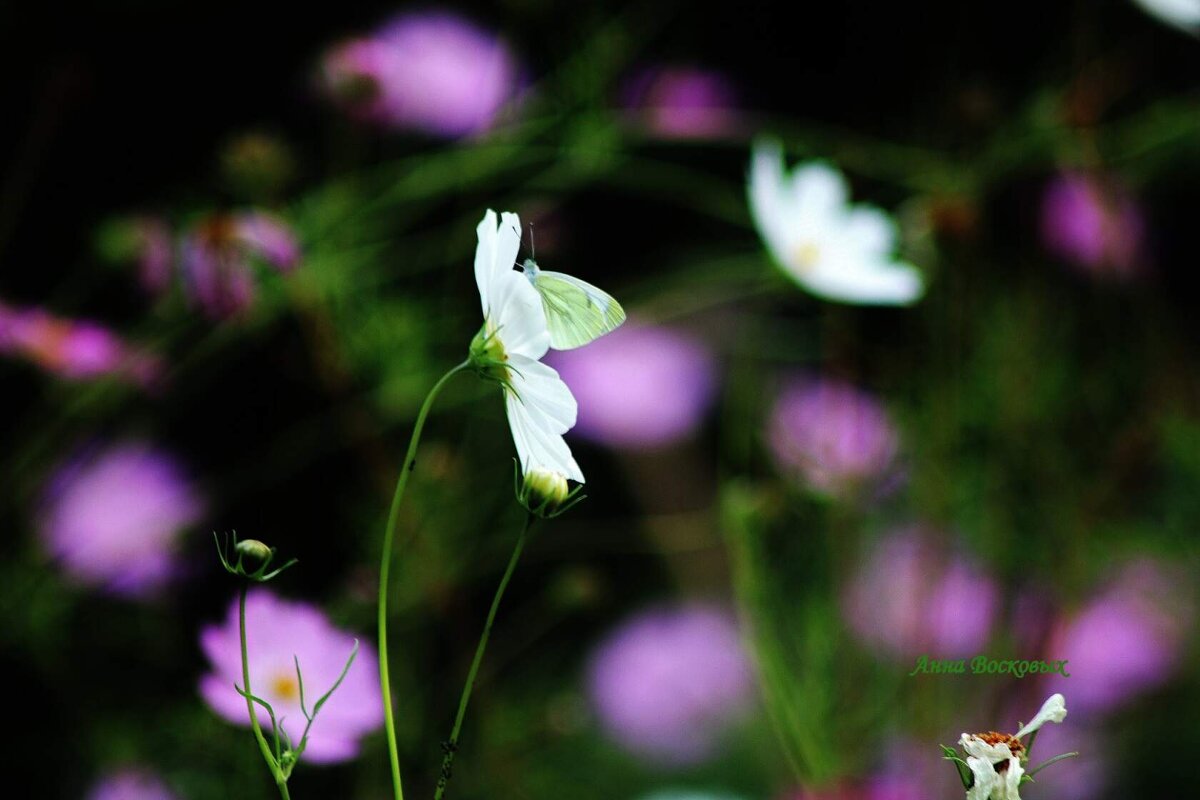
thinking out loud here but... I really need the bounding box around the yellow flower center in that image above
[271,672,300,701]
[791,241,822,272]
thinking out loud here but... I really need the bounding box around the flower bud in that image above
[469,323,510,384]
[521,467,570,515]
[236,538,273,564]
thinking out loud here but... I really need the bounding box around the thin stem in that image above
[239,585,292,800]
[378,360,469,800]
[434,513,534,800]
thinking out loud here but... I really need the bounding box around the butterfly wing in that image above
[532,270,626,350]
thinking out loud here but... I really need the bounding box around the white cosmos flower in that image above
[472,209,584,483]
[1133,0,1200,33]
[957,693,1068,800]
[748,139,924,305]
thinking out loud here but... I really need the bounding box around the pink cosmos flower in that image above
[622,66,739,139]
[767,377,900,498]
[585,604,754,765]
[180,211,300,318]
[199,589,384,764]
[321,11,522,138]
[1040,171,1146,280]
[38,441,205,598]
[85,768,178,800]
[549,323,717,449]
[842,526,998,660]
[0,301,162,387]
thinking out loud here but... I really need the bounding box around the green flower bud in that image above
[521,467,570,514]
[236,538,273,564]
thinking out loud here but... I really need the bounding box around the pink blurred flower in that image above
[585,603,754,765]
[38,441,205,599]
[549,323,717,449]
[767,377,900,498]
[321,11,522,138]
[0,301,162,387]
[199,589,384,764]
[1045,559,1193,716]
[85,768,178,800]
[1040,171,1146,280]
[842,526,998,660]
[180,211,300,318]
[782,777,923,800]
[623,66,739,139]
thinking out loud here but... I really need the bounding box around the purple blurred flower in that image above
[623,66,739,139]
[0,301,162,387]
[180,211,300,318]
[784,777,924,800]
[321,11,522,138]
[767,377,900,498]
[549,323,717,449]
[199,589,384,764]
[1045,559,1193,716]
[38,441,205,598]
[85,768,178,800]
[842,526,998,660]
[1040,171,1146,280]
[585,603,754,765]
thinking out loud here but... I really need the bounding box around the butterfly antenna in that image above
[529,223,536,260]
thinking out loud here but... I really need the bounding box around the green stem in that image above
[377,361,469,800]
[239,584,292,800]
[434,513,534,800]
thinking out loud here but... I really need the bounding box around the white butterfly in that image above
[520,257,626,350]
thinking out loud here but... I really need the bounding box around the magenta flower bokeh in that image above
[767,377,900,498]
[585,603,754,765]
[38,441,205,598]
[321,11,522,138]
[85,768,178,800]
[1040,171,1146,280]
[0,301,162,387]
[549,323,717,449]
[199,589,384,764]
[1045,559,1193,716]
[842,526,998,660]
[622,65,738,139]
[180,211,300,318]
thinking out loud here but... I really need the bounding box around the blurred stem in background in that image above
[377,361,470,800]
[723,483,839,787]
[435,512,536,800]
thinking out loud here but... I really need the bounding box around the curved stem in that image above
[434,513,534,800]
[378,361,469,800]
[239,584,292,800]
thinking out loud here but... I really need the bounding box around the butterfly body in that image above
[521,258,626,350]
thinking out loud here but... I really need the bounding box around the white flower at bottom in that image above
[956,693,1069,800]
[748,139,924,305]
[471,209,584,483]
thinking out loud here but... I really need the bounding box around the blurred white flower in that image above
[1132,0,1200,33]
[471,209,583,482]
[748,140,923,305]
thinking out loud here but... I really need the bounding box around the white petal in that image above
[960,734,1015,764]
[506,392,584,483]
[965,756,998,800]
[1015,693,1067,739]
[507,354,577,434]
[475,209,499,315]
[491,272,550,359]
[790,162,849,223]
[1000,756,1025,800]
[804,257,924,305]
[1134,0,1200,30]
[748,139,792,262]
[843,205,897,256]
[496,211,523,275]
